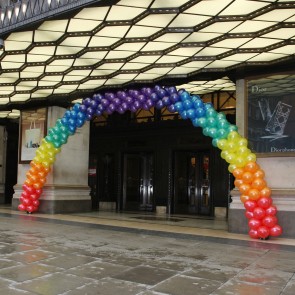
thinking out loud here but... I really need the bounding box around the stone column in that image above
[0,126,7,203]
[12,106,91,213]
[228,79,295,238]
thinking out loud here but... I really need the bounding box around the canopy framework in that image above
[0,0,294,118]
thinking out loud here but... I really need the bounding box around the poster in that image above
[19,108,47,163]
[247,73,295,155]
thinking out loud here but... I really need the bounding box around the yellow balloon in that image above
[221,150,229,159]
[225,152,236,164]
[217,139,228,150]
[237,138,248,147]
[227,131,240,141]
[227,141,238,152]
[246,153,256,162]
[228,164,237,173]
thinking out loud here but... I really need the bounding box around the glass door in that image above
[123,153,154,211]
[174,151,211,216]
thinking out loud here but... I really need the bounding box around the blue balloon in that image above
[180,91,190,102]
[193,99,204,109]
[155,100,164,109]
[183,99,193,110]
[174,102,184,112]
[79,104,87,113]
[191,95,201,102]
[192,118,199,127]
[187,109,196,119]
[150,92,159,102]
[64,110,71,119]
[198,117,207,128]
[195,107,206,118]
[180,110,188,119]
[73,103,80,112]
[76,118,85,128]
[204,103,213,110]
[162,96,171,106]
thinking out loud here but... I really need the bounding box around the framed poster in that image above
[246,73,295,156]
[19,108,47,163]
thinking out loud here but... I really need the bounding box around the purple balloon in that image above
[125,96,133,105]
[132,90,140,98]
[130,105,137,113]
[155,100,164,109]
[105,92,115,101]
[162,96,171,106]
[121,102,129,111]
[146,99,154,108]
[116,106,125,114]
[79,104,87,113]
[142,103,149,111]
[94,94,103,103]
[117,91,127,100]
[157,88,166,98]
[86,107,94,116]
[167,104,176,113]
[97,104,105,112]
[144,87,153,97]
[154,85,161,92]
[133,100,141,109]
[113,98,121,106]
[170,93,179,103]
[167,86,177,94]
[95,109,102,116]
[150,93,159,102]
[82,97,92,106]
[106,103,115,114]
[89,100,98,109]
[101,99,109,108]
[137,94,146,104]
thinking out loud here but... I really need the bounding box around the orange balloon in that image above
[239,183,251,194]
[260,187,271,198]
[233,168,244,179]
[244,161,259,173]
[33,182,43,190]
[234,179,243,188]
[24,178,33,186]
[240,194,250,203]
[242,172,254,184]
[248,188,260,201]
[253,169,265,179]
[252,178,266,190]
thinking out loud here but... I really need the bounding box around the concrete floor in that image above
[0,208,294,295]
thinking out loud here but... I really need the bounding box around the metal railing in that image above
[0,0,104,34]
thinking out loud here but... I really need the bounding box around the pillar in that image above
[12,106,91,213]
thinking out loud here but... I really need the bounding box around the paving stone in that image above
[63,277,146,295]
[66,260,127,279]
[41,254,95,269]
[6,250,56,264]
[0,263,61,282]
[15,273,92,295]
[235,267,293,287]
[211,278,283,295]
[281,275,295,295]
[0,243,37,255]
[0,258,21,269]
[113,265,176,285]
[153,274,222,295]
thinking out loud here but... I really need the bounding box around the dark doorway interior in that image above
[123,152,154,211]
[174,151,211,216]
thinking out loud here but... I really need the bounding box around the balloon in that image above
[183,100,193,110]
[174,102,183,112]
[260,187,271,198]
[227,131,240,141]
[252,178,266,190]
[257,197,272,209]
[228,164,237,173]
[32,200,40,207]
[18,204,27,211]
[26,205,35,213]
[234,179,244,188]
[195,107,205,118]
[262,216,278,228]
[253,207,266,219]
[187,109,196,119]
[249,218,261,230]
[248,189,260,201]
[270,225,282,237]
[253,169,265,179]
[242,172,254,183]
[233,168,244,179]
[265,205,277,216]
[249,229,259,239]
[245,210,254,219]
[239,183,251,194]
[257,226,270,239]
[217,139,228,150]
[246,153,256,162]
[240,194,250,203]
[244,200,257,212]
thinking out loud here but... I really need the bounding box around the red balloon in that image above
[270,225,283,237]
[265,205,277,216]
[245,210,254,219]
[262,215,278,228]
[253,207,266,219]
[248,218,261,230]
[30,194,40,201]
[22,197,32,206]
[35,188,43,196]
[19,196,25,203]
[257,226,270,239]
[244,200,257,212]
[257,197,272,209]
[26,205,34,213]
[23,184,35,194]
[18,204,26,211]
[249,229,259,239]
[21,191,30,198]
[32,200,40,207]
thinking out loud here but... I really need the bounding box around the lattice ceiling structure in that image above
[0,0,295,118]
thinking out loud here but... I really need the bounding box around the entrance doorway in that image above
[174,151,211,216]
[123,153,154,211]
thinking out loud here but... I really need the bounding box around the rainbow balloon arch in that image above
[18,85,282,239]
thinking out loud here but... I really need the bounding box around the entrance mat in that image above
[131,216,184,222]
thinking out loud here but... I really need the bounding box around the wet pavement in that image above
[0,212,295,295]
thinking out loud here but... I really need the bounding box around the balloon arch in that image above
[18,85,282,239]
